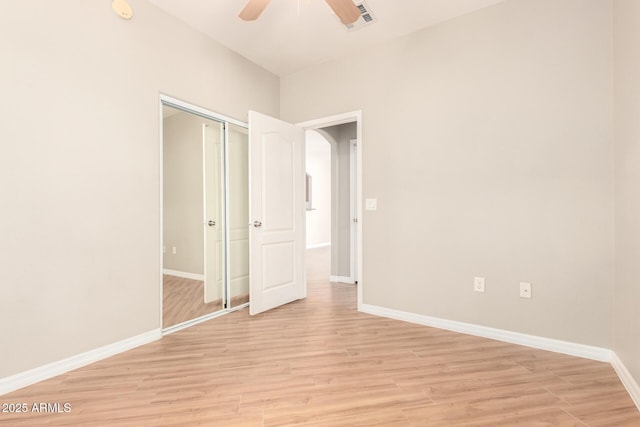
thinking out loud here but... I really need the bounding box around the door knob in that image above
[208,220,216,227]
[253,220,262,228]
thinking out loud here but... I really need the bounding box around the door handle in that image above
[208,220,216,227]
[252,220,262,228]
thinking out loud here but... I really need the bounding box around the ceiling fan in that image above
[239,0,362,25]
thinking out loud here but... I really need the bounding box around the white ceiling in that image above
[147,0,506,77]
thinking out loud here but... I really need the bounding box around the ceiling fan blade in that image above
[325,0,361,25]
[239,0,271,21]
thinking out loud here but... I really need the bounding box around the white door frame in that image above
[349,138,358,284]
[296,111,363,310]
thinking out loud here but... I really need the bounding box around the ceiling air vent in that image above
[344,0,376,31]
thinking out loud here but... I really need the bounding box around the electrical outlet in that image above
[520,282,532,299]
[172,246,177,255]
[474,277,485,293]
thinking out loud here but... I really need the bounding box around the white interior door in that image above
[249,111,305,315]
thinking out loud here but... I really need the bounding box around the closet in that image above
[161,98,249,331]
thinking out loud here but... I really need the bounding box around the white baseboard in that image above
[359,304,611,362]
[361,303,640,408]
[611,352,640,411]
[0,329,161,396]
[330,275,355,284]
[306,242,331,249]
[162,269,204,281]
[162,310,228,335]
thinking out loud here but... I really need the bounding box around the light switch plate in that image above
[365,198,377,211]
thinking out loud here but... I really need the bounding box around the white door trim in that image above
[160,95,247,128]
[349,139,358,284]
[296,111,363,310]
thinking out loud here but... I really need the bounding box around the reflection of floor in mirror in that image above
[230,292,249,307]
[162,275,248,328]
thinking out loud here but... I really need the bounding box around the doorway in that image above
[297,111,363,309]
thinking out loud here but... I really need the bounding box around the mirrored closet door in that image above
[161,100,249,330]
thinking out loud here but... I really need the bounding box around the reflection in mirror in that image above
[162,104,225,328]
[228,123,250,308]
[203,121,225,306]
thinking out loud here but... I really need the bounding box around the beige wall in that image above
[317,123,357,279]
[305,131,332,248]
[336,124,356,278]
[613,0,640,385]
[281,0,614,347]
[163,110,218,275]
[321,123,357,279]
[0,0,278,378]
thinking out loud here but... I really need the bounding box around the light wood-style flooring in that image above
[163,275,222,328]
[163,275,249,328]
[2,247,639,426]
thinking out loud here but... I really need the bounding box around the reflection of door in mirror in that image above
[227,124,250,308]
[203,123,224,305]
[162,105,225,328]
